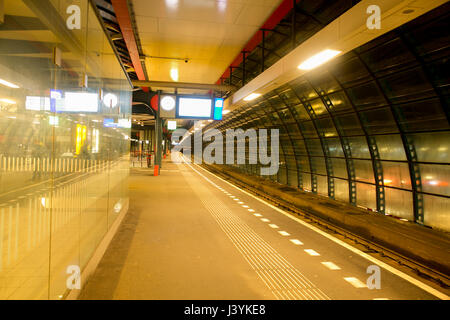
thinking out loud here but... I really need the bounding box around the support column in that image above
[155,92,162,175]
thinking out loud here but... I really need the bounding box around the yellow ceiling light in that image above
[298,49,342,70]
[0,98,16,104]
[0,79,20,89]
[170,68,179,82]
[243,93,261,101]
[222,109,230,114]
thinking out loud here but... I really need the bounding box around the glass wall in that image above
[207,3,449,232]
[0,0,131,299]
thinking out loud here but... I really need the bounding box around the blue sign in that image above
[213,98,224,120]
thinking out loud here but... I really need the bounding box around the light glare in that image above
[244,93,261,101]
[298,49,342,70]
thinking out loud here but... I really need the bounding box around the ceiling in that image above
[132,0,283,84]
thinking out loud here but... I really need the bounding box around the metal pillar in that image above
[155,91,162,174]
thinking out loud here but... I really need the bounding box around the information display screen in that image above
[176,96,213,119]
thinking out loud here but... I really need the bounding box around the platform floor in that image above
[78,156,447,300]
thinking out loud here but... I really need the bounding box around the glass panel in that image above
[360,107,399,134]
[334,178,349,203]
[346,81,387,110]
[310,98,328,116]
[335,114,364,136]
[328,91,353,114]
[356,182,376,210]
[423,194,450,231]
[316,118,337,137]
[385,188,414,220]
[302,173,311,191]
[381,161,412,189]
[420,164,450,196]
[331,158,348,179]
[306,139,323,156]
[394,98,449,132]
[0,0,131,299]
[348,137,371,159]
[375,134,407,160]
[409,132,450,163]
[316,175,328,196]
[354,160,375,183]
[326,138,344,157]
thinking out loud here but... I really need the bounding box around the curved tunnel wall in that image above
[208,4,450,232]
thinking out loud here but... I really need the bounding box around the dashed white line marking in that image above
[248,209,255,212]
[237,202,244,204]
[373,298,389,300]
[268,224,279,229]
[229,195,235,198]
[344,277,367,288]
[278,231,290,236]
[254,214,263,217]
[290,239,303,245]
[192,160,450,300]
[321,262,341,270]
[242,205,249,208]
[304,249,320,256]
[261,218,270,222]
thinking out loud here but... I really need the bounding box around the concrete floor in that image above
[78,158,448,300]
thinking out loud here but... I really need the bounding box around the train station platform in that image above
[77,156,448,300]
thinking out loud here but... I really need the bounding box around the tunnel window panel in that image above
[407,14,450,59]
[346,81,387,110]
[381,161,412,190]
[334,178,349,203]
[290,103,310,121]
[315,118,338,137]
[302,173,312,191]
[420,164,450,196]
[359,107,399,134]
[361,37,416,75]
[287,170,299,188]
[299,121,318,138]
[425,58,450,91]
[408,132,450,163]
[278,108,294,122]
[375,135,407,161]
[298,156,311,172]
[290,79,318,100]
[278,88,301,107]
[278,167,287,185]
[326,138,344,157]
[268,111,282,125]
[286,123,301,138]
[331,158,348,179]
[268,95,286,110]
[385,188,414,220]
[423,194,450,231]
[334,114,364,136]
[354,160,375,183]
[307,72,340,94]
[393,98,449,132]
[316,175,328,196]
[331,56,370,87]
[292,139,308,155]
[327,91,353,114]
[306,139,324,156]
[379,67,435,104]
[312,157,327,175]
[347,136,371,159]
[309,98,328,117]
[356,183,377,211]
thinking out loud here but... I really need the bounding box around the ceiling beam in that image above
[110,0,148,91]
[132,80,235,92]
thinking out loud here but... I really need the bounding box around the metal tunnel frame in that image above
[206,3,450,232]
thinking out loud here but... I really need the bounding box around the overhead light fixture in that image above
[298,49,342,70]
[244,93,261,101]
[0,79,20,89]
[170,68,179,82]
[0,98,16,104]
